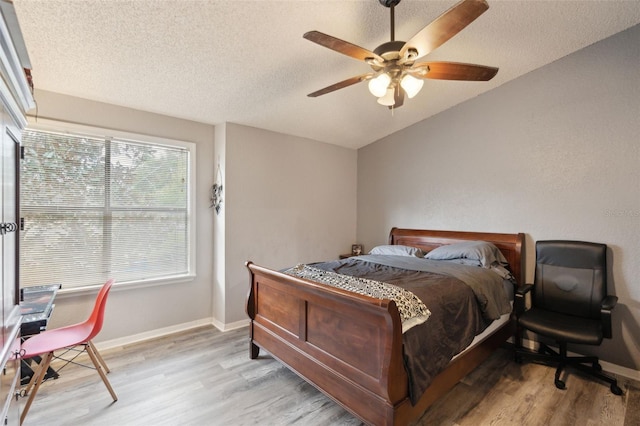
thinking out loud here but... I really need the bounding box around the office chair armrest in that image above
[601,295,618,339]
[514,284,533,315]
[515,283,533,295]
[601,295,618,311]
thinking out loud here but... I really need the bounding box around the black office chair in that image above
[514,240,622,395]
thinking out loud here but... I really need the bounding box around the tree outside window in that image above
[20,129,192,289]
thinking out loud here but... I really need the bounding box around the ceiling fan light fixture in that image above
[400,74,424,98]
[368,73,392,97]
[377,87,396,106]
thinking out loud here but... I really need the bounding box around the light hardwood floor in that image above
[21,326,637,426]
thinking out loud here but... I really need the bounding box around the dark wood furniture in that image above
[246,228,525,426]
[1,2,36,423]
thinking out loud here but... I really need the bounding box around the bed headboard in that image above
[388,228,526,285]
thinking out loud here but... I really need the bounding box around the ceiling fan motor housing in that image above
[373,41,405,59]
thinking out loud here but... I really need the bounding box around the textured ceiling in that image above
[13,0,640,149]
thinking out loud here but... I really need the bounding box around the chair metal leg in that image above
[571,361,623,394]
[554,362,566,390]
[21,351,54,425]
[553,343,567,389]
[86,341,118,401]
[539,343,559,356]
[515,340,622,395]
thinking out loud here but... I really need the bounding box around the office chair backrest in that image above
[533,241,606,319]
[85,278,115,341]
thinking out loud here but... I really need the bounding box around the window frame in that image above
[21,118,197,294]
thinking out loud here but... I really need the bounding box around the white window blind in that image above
[20,128,191,289]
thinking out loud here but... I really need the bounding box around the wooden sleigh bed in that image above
[246,228,525,425]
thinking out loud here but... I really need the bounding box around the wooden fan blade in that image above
[304,31,384,63]
[412,61,498,81]
[308,73,373,97]
[399,0,489,60]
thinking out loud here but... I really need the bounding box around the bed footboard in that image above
[246,261,409,425]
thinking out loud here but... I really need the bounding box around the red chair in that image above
[20,279,118,424]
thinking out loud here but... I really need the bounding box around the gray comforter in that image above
[312,255,513,404]
[354,254,512,320]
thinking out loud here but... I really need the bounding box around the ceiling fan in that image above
[304,0,498,108]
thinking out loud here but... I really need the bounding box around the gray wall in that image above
[219,123,358,325]
[357,25,640,370]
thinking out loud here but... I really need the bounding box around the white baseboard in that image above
[600,360,640,383]
[94,317,251,352]
[95,318,214,351]
[212,317,250,332]
[519,337,640,382]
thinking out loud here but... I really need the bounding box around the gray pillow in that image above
[440,258,483,267]
[424,241,508,268]
[369,245,425,258]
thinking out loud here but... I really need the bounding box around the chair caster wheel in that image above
[554,379,566,390]
[611,384,622,395]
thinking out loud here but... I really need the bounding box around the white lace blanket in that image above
[284,264,431,333]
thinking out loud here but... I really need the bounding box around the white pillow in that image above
[369,245,425,258]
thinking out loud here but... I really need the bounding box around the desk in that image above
[20,284,61,384]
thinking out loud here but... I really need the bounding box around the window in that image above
[20,124,194,290]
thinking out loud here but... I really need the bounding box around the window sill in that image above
[54,274,197,298]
